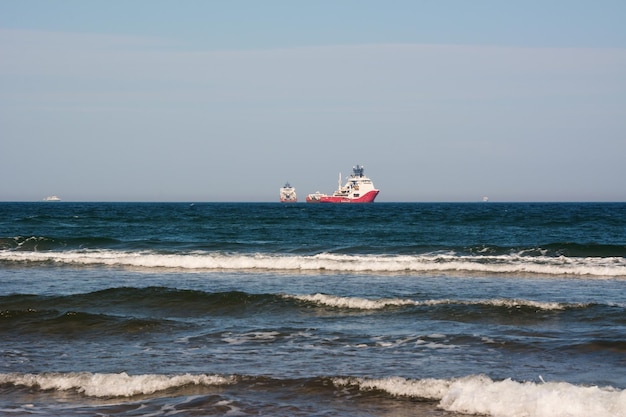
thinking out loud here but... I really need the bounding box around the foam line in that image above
[285,293,582,310]
[0,372,234,397]
[334,375,626,417]
[1,250,625,276]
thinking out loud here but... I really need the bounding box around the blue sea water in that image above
[1,202,625,416]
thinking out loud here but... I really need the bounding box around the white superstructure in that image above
[279,183,297,202]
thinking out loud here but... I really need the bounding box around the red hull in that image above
[306,190,379,203]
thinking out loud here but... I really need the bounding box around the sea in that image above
[1,202,625,417]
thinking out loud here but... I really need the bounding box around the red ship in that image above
[306,165,379,203]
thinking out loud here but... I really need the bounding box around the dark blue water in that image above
[1,202,625,416]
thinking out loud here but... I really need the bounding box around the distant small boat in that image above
[43,195,61,202]
[279,182,297,203]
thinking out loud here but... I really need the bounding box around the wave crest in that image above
[2,372,624,416]
[1,250,625,277]
[285,293,582,311]
[0,372,234,397]
[334,375,626,417]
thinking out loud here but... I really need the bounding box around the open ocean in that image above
[1,202,625,417]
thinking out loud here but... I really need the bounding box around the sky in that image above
[1,1,625,202]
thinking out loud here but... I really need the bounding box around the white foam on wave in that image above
[482,298,570,310]
[284,293,578,311]
[1,250,625,277]
[0,372,234,397]
[2,372,624,415]
[284,293,421,309]
[334,375,626,417]
[222,331,281,345]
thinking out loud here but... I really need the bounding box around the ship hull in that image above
[306,190,379,203]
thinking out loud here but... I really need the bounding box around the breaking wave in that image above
[0,372,234,397]
[1,372,624,417]
[285,293,585,311]
[0,287,598,314]
[334,374,626,417]
[1,249,625,277]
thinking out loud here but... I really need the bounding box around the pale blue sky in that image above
[1,1,625,201]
